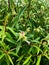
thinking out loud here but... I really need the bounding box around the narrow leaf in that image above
[7,55,14,65]
[36,55,41,65]
[0,54,5,60]
[23,55,32,65]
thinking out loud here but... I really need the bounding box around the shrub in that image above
[0,0,49,65]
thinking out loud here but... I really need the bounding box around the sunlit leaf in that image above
[23,55,32,65]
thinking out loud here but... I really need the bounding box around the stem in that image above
[27,0,31,19]
[8,0,10,11]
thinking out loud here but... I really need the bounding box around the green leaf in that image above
[16,55,24,62]
[36,55,42,65]
[5,55,10,65]
[44,54,49,60]
[23,55,32,65]
[0,54,5,60]
[16,41,22,54]
[0,26,3,29]
[18,6,27,19]
[6,27,18,38]
[6,38,17,44]
[9,52,18,57]
[33,45,43,54]
[12,5,27,28]
[7,55,14,65]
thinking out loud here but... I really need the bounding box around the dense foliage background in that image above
[0,0,49,65]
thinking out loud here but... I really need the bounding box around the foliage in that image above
[0,0,49,65]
